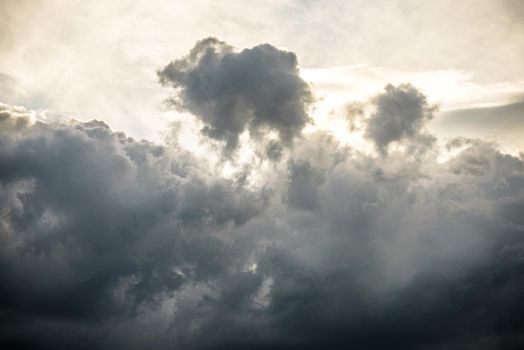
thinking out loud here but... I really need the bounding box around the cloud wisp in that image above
[1,39,524,350]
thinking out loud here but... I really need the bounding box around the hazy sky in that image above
[1,0,524,148]
[1,1,524,349]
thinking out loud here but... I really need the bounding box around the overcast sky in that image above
[1,1,524,349]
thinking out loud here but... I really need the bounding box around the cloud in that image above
[2,42,524,349]
[0,103,266,347]
[158,37,313,153]
[148,126,524,349]
[430,98,524,152]
[365,83,436,155]
[286,160,325,212]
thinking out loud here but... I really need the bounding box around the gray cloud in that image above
[0,103,266,347]
[286,160,325,212]
[158,37,313,153]
[366,84,436,155]
[152,127,524,350]
[430,98,524,152]
[2,47,524,350]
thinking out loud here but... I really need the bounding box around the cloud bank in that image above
[1,39,524,350]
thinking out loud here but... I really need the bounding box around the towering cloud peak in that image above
[366,84,436,155]
[158,37,313,153]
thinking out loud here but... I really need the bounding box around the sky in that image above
[1,1,524,349]
[2,0,524,149]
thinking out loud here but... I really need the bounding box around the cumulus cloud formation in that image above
[366,83,436,155]
[1,38,524,350]
[158,37,313,154]
[0,103,266,348]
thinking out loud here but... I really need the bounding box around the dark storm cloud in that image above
[2,39,524,350]
[366,83,436,155]
[0,103,266,347]
[158,37,313,153]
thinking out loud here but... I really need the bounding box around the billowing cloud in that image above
[365,83,436,155]
[158,37,313,153]
[0,103,267,348]
[1,39,524,350]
